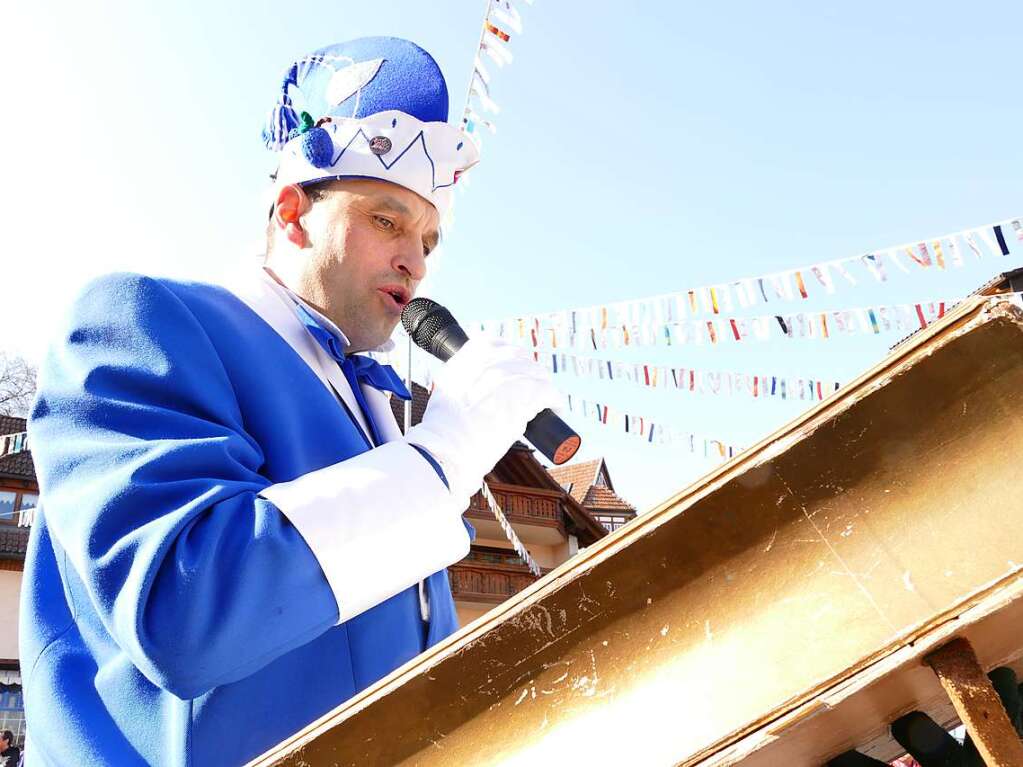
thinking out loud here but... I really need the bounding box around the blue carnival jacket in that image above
[21,272,469,766]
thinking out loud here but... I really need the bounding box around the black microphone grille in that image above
[401,297,459,352]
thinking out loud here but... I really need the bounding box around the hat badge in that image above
[369,136,392,155]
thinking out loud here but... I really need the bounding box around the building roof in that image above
[0,416,34,483]
[0,526,29,559]
[548,456,634,523]
[582,485,636,514]
[968,266,1023,298]
[547,458,605,504]
[0,416,26,437]
[549,457,637,523]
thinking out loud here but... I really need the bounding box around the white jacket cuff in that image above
[260,441,471,623]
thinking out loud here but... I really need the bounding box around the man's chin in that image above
[350,324,399,353]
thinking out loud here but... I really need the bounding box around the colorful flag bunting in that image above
[539,350,844,403]
[565,394,741,459]
[485,22,511,43]
[994,225,1010,255]
[476,217,1019,331]
[483,295,959,352]
[0,432,29,458]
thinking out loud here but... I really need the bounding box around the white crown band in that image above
[274,110,479,221]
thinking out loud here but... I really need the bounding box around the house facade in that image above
[0,415,36,744]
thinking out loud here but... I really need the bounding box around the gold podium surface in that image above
[250,296,1023,767]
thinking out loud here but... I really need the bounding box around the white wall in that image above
[0,571,22,660]
[455,605,492,628]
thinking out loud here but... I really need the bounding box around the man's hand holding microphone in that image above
[400,297,580,510]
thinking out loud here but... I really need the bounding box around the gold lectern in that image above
[250,294,1023,767]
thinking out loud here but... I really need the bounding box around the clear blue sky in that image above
[4,1,1021,510]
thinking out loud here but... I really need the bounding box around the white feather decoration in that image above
[325,58,385,106]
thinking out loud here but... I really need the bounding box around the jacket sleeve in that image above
[30,273,466,700]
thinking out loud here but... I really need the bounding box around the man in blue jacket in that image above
[21,37,557,766]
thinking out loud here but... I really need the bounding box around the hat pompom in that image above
[263,102,302,150]
[300,127,334,168]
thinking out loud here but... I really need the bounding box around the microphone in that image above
[402,297,581,465]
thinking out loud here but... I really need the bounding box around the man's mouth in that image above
[378,285,411,311]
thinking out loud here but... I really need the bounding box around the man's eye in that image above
[374,216,395,230]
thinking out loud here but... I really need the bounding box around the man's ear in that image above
[272,184,311,248]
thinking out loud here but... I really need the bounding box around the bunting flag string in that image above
[481,481,542,576]
[459,0,533,148]
[0,431,28,458]
[17,504,36,528]
[565,394,743,461]
[487,297,953,352]
[475,216,1021,331]
[542,351,842,403]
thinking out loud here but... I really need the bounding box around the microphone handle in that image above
[524,409,581,466]
[430,326,469,362]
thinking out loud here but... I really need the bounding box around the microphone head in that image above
[401,297,460,356]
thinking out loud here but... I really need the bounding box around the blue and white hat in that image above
[263,37,479,221]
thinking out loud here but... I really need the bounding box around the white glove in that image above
[406,336,561,505]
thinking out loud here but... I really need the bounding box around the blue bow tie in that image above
[345,354,411,401]
[294,303,410,401]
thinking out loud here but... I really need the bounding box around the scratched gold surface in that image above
[251,300,1023,767]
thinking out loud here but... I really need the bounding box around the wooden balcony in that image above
[464,483,566,545]
[449,548,546,604]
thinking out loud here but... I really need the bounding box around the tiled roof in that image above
[547,459,602,504]
[582,485,636,514]
[388,382,429,433]
[0,451,35,482]
[0,416,34,482]
[0,526,29,558]
[0,415,27,436]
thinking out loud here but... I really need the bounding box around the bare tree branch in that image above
[0,352,37,418]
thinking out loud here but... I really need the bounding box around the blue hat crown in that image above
[263,37,450,150]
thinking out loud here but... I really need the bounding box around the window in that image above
[0,491,37,526]
[0,493,15,527]
[595,514,627,532]
[0,685,23,748]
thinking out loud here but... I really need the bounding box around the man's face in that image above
[284,178,440,352]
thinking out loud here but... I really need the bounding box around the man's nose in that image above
[392,238,427,282]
